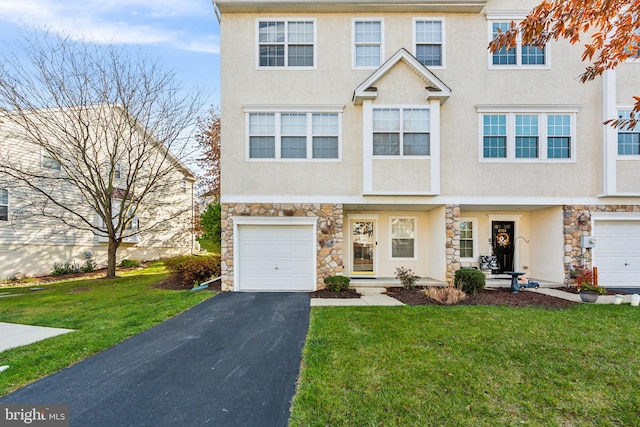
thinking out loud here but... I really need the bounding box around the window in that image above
[373,108,430,156]
[490,21,547,67]
[479,110,575,161]
[353,19,383,68]
[114,162,122,179]
[258,20,315,68]
[391,217,415,258]
[0,189,8,221]
[247,111,340,160]
[460,220,475,260]
[42,151,61,170]
[414,19,444,67]
[617,110,640,155]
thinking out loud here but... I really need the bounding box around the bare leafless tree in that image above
[0,30,203,278]
[195,107,221,199]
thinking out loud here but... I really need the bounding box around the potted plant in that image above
[575,269,606,303]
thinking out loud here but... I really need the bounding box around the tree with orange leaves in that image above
[489,0,640,128]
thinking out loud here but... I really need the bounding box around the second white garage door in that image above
[236,224,316,292]
[594,220,640,288]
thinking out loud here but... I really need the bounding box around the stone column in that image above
[445,204,461,287]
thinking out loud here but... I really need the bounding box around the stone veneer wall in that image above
[563,204,640,285]
[220,203,344,291]
[445,204,461,286]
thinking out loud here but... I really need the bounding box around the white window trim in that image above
[615,106,640,160]
[244,107,343,162]
[0,188,9,222]
[477,106,578,163]
[255,18,317,70]
[487,18,551,70]
[459,217,478,263]
[372,105,432,159]
[352,18,385,70]
[412,17,446,69]
[389,216,417,260]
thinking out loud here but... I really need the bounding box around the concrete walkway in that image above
[0,322,74,353]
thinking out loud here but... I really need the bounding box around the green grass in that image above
[0,262,214,397]
[197,238,221,254]
[290,305,640,426]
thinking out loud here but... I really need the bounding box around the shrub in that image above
[200,201,221,245]
[164,255,221,288]
[324,275,350,292]
[119,259,140,268]
[51,261,79,276]
[79,258,97,273]
[395,267,417,290]
[454,268,486,294]
[426,286,466,305]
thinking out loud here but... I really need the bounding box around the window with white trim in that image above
[391,217,415,259]
[114,162,122,179]
[489,21,547,68]
[248,112,340,160]
[480,111,575,161]
[353,19,383,68]
[373,108,430,156]
[258,20,315,68]
[42,151,61,170]
[0,189,8,221]
[617,109,640,155]
[414,18,444,67]
[460,219,476,260]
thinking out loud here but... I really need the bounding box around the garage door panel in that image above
[237,224,315,292]
[594,220,640,287]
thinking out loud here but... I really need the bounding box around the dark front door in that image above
[492,221,515,273]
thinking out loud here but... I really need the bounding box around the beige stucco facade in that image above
[216,0,640,291]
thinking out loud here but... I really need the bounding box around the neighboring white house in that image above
[214,0,640,291]
[0,105,196,279]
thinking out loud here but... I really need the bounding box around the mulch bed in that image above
[346,287,577,309]
[309,288,362,299]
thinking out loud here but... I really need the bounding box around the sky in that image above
[0,0,221,108]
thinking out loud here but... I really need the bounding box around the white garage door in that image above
[594,220,640,287]
[237,224,315,292]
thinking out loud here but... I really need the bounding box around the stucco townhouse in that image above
[214,0,640,292]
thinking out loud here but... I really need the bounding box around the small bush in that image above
[427,286,466,305]
[454,268,486,294]
[324,276,350,292]
[79,258,97,273]
[51,261,79,276]
[395,267,417,290]
[119,259,140,268]
[164,255,221,288]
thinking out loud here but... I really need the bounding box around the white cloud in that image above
[0,0,218,53]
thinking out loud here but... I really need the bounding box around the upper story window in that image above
[353,19,383,68]
[391,217,416,259]
[617,109,640,155]
[373,108,430,157]
[42,151,61,170]
[0,189,8,221]
[247,111,341,160]
[479,109,576,162]
[414,18,444,67]
[489,21,548,68]
[257,20,315,68]
[114,162,122,179]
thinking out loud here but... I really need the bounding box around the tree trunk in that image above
[106,238,119,278]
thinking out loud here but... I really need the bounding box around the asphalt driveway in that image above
[0,292,310,427]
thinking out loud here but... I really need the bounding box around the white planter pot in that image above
[614,295,624,305]
[631,294,640,307]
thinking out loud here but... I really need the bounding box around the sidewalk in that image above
[0,322,74,353]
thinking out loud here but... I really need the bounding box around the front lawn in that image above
[290,305,640,426]
[0,262,214,397]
